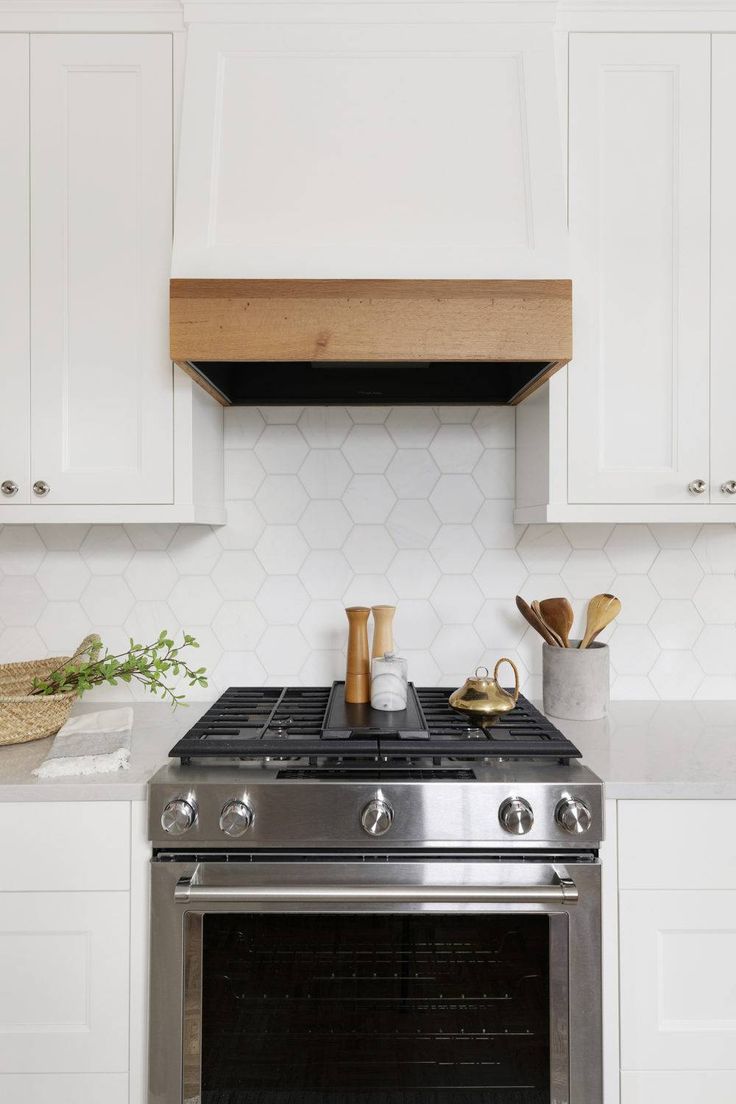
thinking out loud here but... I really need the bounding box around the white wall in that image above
[0,404,733,701]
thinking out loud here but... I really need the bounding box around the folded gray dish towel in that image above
[33,707,133,779]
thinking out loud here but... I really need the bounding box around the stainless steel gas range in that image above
[148,684,603,1104]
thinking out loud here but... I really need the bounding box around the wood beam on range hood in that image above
[170,279,572,406]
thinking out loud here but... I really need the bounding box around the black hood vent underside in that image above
[182,358,557,407]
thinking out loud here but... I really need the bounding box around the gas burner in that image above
[169,682,581,765]
[265,716,293,737]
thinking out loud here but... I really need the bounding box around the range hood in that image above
[171,278,572,407]
[171,2,570,407]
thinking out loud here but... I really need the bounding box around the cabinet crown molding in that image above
[179,0,560,24]
[0,0,185,31]
[559,0,736,7]
[0,0,181,9]
[556,0,736,30]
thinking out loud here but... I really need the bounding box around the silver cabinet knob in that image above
[219,799,254,837]
[1,480,18,497]
[161,797,197,836]
[33,480,50,497]
[499,797,534,835]
[361,797,394,836]
[722,481,736,495]
[687,479,707,495]
[556,797,592,835]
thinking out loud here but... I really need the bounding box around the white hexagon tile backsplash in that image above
[3,405,736,701]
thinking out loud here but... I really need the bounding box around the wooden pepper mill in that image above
[371,605,396,659]
[345,606,371,703]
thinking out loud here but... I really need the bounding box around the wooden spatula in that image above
[515,595,559,646]
[531,600,565,647]
[579,593,621,649]
[539,597,574,648]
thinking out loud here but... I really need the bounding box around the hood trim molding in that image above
[171,278,571,407]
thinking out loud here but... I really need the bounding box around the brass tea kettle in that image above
[449,659,520,727]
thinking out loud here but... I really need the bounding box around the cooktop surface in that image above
[169,683,581,764]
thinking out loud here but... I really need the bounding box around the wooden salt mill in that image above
[371,605,396,659]
[345,606,371,703]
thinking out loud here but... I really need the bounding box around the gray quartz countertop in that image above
[555,700,736,798]
[0,700,210,802]
[0,698,735,801]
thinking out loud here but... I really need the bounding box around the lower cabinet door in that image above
[0,891,129,1073]
[620,888,736,1072]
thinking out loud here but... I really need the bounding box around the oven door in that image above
[149,857,601,1104]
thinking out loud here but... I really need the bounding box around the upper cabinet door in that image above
[0,35,30,505]
[710,36,736,506]
[568,34,711,505]
[30,34,173,505]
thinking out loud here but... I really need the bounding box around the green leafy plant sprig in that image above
[31,631,208,707]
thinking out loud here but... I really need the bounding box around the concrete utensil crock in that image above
[542,641,610,721]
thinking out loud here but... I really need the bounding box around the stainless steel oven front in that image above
[149,853,601,1104]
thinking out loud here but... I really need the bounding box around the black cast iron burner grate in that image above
[169,683,581,764]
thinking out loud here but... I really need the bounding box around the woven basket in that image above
[0,634,102,747]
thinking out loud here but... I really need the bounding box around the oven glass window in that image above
[199,913,551,1102]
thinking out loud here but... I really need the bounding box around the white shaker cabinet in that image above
[0,800,149,1104]
[710,35,736,503]
[30,34,173,506]
[615,800,736,1103]
[516,31,736,523]
[0,31,223,524]
[568,33,711,506]
[0,35,30,505]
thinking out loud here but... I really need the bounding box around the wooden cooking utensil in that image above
[531,600,564,647]
[578,593,622,649]
[345,606,371,703]
[539,597,574,648]
[515,595,559,646]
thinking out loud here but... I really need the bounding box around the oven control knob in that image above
[556,797,592,835]
[219,799,254,838]
[499,797,534,835]
[361,798,394,836]
[161,797,197,836]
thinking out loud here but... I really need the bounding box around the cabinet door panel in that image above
[0,892,129,1073]
[711,36,736,502]
[30,34,173,505]
[620,889,736,1071]
[568,34,710,504]
[0,35,30,504]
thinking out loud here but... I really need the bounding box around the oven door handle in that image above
[173,866,578,905]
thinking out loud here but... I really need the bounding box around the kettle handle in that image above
[493,657,520,704]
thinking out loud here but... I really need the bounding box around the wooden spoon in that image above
[578,593,622,649]
[515,595,559,646]
[539,597,574,648]
[531,600,565,647]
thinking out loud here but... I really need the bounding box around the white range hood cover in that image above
[172,0,569,280]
